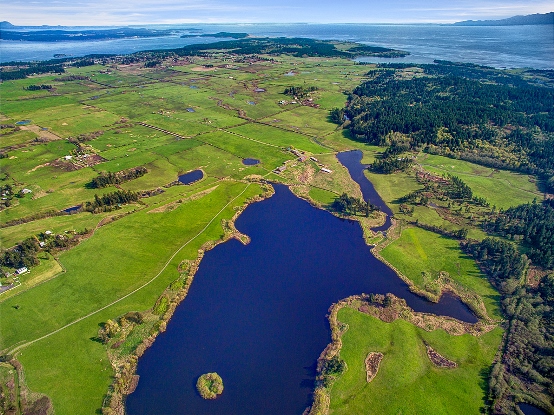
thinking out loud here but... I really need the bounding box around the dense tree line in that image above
[84,190,139,213]
[283,85,318,98]
[25,84,52,91]
[370,156,412,173]
[0,238,40,269]
[89,167,147,188]
[339,63,554,176]
[0,63,65,80]
[463,237,527,292]
[486,200,554,269]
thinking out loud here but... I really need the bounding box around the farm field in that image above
[1,46,537,415]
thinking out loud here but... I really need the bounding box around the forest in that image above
[340,62,554,178]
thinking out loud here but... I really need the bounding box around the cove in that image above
[336,150,393,232]
[127,184,476,415]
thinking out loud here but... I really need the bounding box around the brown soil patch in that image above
[27,162,51,173]
[365,352,384,382]
[191,66,216,72]
[19,124,62,141]
[426,345,457,368]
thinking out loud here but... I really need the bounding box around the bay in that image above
[1,23,552,69]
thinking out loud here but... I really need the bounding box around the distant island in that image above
[454,11,553,26]
[181,32,249,39]
[0,27,177,42]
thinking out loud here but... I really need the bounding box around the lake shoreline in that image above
[102,180,274,414]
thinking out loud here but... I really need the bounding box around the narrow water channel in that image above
[336,150,394,232]
[127,181,476,415]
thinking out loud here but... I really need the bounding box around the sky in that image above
[2,0,553,26]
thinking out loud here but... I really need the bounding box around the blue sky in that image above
[3,0,552,26]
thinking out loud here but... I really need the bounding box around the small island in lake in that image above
[196,372,224,399]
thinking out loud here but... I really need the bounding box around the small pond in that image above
[62,205,82,214]
[178,170,203,185]
[519,403,548,415]
[242,158,260,165]
[15,120,31,125]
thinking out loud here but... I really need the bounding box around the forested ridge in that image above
[340,62,554,179]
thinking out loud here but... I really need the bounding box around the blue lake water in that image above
[2,24,552,69]
[337,150,394,232]
[178,170,203,184]
[519,403,549,415]
[126,184,476,415]
[242,158,260,165]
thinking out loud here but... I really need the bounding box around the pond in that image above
[126,183,476,415]
[519,403,548,415]
[15,120,31,125]
[336,150,394,232]
[62,205,82,214]
[242,158,260,165]
[178,170,203,185]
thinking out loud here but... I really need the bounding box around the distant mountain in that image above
[0,21,16,29]
[454,12,553,26]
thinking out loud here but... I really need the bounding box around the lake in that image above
[126,183,476,415]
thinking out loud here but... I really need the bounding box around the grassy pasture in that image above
[4,181,263,414]
[196,130,290,170]
[419,154,541,209]
[260,106,339,137]
[380,227,501,319]
[229,123,328,153]
[1,130,38,148]
[329,307,503,415]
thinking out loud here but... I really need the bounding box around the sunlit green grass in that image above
[329,307,503,414]
[381,227,501,319]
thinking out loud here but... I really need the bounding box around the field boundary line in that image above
[6,183,252,356]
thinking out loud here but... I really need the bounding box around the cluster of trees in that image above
[331,193,379,216]
[84,190,139,213]
[444,175,473,200]
[25,84,52,91]
[144,60,161,68]
[370,156,412,174]
[89,167,147,189]
[339,63,554,176]
[486,200,554,269]
[0,238,40,270]
[463,237,527,292]
[283,85,318,98]
[0,63,65,80]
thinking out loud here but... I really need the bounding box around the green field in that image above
[0,50,523,414]
[380,227,501,320]
[419,153,541,209]
[329,307,503,415]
